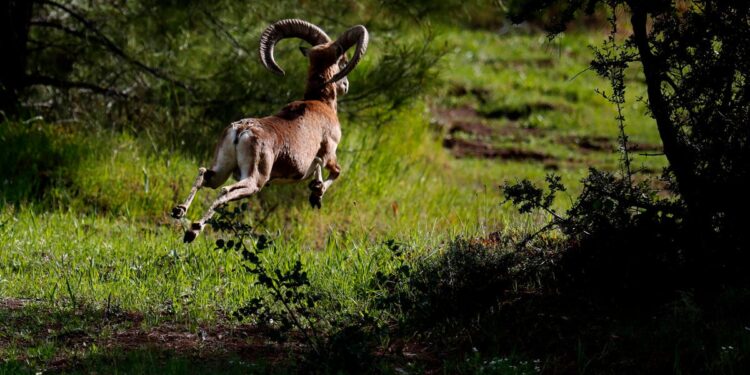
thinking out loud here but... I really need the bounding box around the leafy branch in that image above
[209,204,323,353]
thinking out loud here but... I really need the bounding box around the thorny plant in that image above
[590,1,638,186]
[502,2,674,247]
[501,174,570,246]
[370,239,412,319]
[208,205,409,370]
[207,204,324,354]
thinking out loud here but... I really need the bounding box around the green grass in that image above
[435,29,663,158]
[1,26,670,372]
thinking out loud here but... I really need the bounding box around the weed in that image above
[0,14,704,373]
[208,204,391,372]
[210,205,322,349]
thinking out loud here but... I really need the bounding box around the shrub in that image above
[208,204,389,373]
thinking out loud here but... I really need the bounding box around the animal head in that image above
[298,45,350,95]
[259,19,368,98]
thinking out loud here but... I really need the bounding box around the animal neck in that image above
[303,70,338,112]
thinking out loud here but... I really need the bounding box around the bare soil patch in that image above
[447,85,492,103]
[0,298,295,372]
[431,104,483,125]
[484,57,556,69]
[559,135,662,153]
[434,104,558,165]
[565,135,613,151]
[481,101,559,120]
[432,105,544,138]
[629,141,663,152]
[434,105,556,164]
[443,137,551,162]
[432,104,661,170]
[448,121,496,137]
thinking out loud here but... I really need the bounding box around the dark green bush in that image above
[372,235,561,336]
[208,204,389,373]
[507,0,750,273]
[6,0,448,154]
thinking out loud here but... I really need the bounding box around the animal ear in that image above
[299,46,310,57]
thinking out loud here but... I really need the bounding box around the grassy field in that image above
[0,25,668,373]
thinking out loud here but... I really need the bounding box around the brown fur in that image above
[304,44,345,104]
[173,43,349,243]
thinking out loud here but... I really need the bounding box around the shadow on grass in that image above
[0,347,292,375]
[0,299,296,374]
[394,236,750,374]
[1,349,282,375]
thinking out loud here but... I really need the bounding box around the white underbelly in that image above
[266,177,304,185]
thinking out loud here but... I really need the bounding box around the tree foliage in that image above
[1,0,448,151]
[508,0,750,252]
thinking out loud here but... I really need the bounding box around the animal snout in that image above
[338,79,349,95]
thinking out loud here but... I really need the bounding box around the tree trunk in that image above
[629,6,711,243]
[0,0,34,117]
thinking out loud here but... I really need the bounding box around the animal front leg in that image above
[321,160,341,191]
[172,167,206,219]
[308,161,324,209]
[309,160,340,209]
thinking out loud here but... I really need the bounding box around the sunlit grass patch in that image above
[0,24,678,372]
[429,28,667,213]
[1,27,667,326]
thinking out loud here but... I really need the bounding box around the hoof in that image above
[183,230,198,243]
[309,194,322,209]
[171,205,187,219]
[308,180,324,192]
[183,223,203,243]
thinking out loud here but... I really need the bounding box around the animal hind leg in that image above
[183,182,260,243]
[171,165,234,219]
[218,128,262,197]
[172,128,238,219]
[172,167,206,218]
[184,147,271,244]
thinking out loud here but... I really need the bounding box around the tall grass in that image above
[1,26,662,326]
[0,104,543,325]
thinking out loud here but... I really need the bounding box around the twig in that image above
[25,74,129,98]
[39,0,192,92]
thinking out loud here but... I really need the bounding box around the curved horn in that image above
[327,25,369,84]
[259,19,331,76]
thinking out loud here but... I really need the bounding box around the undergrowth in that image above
[4,8,740,372]
[208,204,397,373]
